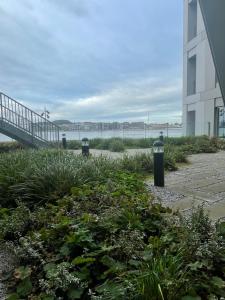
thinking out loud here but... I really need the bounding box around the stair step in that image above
[0,92,59,148]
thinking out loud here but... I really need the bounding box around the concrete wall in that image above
[183,0,223,137]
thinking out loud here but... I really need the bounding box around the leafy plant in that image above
[0,145,225,299]
[109,140,125,152]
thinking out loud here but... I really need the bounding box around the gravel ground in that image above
[0,245,15,300]
[146,184,195,221]
[147,184,185,204]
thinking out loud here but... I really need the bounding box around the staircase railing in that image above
[0,92,60,146]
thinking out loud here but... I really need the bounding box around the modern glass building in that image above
[183,0,225,137]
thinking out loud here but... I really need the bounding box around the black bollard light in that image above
[62,133,67,149]
[153,139,164,187]
[82,137,89,157]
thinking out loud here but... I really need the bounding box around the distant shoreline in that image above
[0,127,183,142]
[60,126,183,132]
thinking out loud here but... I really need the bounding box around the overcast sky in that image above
[0,0,183,123]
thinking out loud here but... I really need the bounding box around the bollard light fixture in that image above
[153,139,164,187]
[81,137,89,147]
[82,137,90,157]
[62,133,67,149]
[153,140,164,153]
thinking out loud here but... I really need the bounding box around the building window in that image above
[187,55,197,96]
[218,107,225,137]
[188,0,197,41]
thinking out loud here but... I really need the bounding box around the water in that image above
[0,128,183,142]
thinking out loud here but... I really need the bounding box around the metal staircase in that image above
[0,92,60,148]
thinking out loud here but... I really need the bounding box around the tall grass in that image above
[0,136,212,208]
[0,150,118,207]
[0,147,184,208]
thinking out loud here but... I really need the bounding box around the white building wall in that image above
[183,0,223,137]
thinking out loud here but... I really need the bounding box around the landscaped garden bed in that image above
[0,137,225,299]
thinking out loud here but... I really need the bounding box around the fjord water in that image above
[0,128,183,142]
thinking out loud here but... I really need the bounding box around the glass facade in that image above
[218,107,225,137]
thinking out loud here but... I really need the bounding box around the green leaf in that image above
[0,208,9,217]
[72,256,96,265]
[59,244,71,256]
[95,280,125,298]
[128,259,142,267]
[217,222,225,236]
[43,263,56,273]
[14,266,31,280]
[67,287,84,299]
[100,255,116,267]
[6,294,19,300]
[188,261,203,271]
[16,278,32,297]
[211,276,225,288]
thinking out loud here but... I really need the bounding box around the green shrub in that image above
[164,153,177,171]
[109,140,125,152]
[212,137,225,150]
[67,136,224,156]
[89,138,104,148]
[2,197,225,299]
[0,148,185,209]
[122,138,154,149]
[165,145,188,164]
[120,153,153,173]
[0,150,119,208]
[66,140,81,149]
[96,139,111,150]
[0,149,225,299]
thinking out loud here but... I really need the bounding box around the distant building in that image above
[183,0,224,137]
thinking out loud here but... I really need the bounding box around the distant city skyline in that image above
[0,0,183,123]
[53,120,182,133]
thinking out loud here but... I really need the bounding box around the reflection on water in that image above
[0,128,183,142]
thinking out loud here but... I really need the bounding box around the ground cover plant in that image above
[1,136,224,155]
[0,147,186,208]
[0,149,225,299]
[66,135,225,154]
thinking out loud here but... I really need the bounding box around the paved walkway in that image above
[149,151,225,220]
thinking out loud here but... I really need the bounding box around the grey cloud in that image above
[49,76,182,122]
[0,0,182,123]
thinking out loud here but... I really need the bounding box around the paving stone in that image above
[201,182,225,194]
[147,151,225,220]
[168,197,203,211]
[208,200,225,220]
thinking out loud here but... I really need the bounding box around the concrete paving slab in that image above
[209,200,225,220]
[201,182,225,194]
[168,197,203,211]
[148,151,225,220]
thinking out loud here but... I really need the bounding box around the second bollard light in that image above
[153,139,164,187]
[82,137,90,157]
[62,133,67,149]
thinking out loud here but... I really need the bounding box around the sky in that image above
[0,0,183,123]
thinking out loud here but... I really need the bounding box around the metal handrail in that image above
[0,92,60,145]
